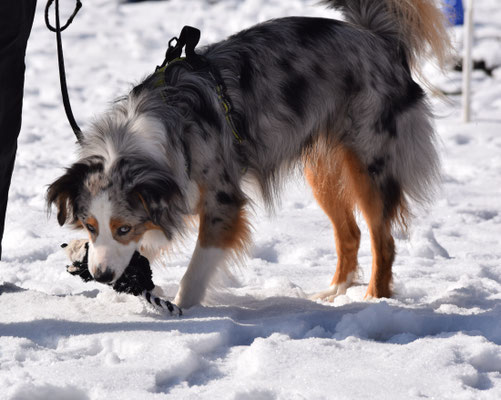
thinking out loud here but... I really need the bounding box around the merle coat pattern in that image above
[48,0,451,308]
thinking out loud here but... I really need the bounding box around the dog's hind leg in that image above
[307,144,401,300]
[306,145,361,301]
[337,148,400,299]
[356,192,396,299]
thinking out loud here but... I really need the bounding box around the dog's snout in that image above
[93,267,115,283]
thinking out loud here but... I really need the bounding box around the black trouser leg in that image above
[0,0,37,260]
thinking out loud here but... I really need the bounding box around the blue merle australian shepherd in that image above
[48,0,451,309]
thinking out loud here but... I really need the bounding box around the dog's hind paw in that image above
[310,272,355,302]
[310,283,349,302]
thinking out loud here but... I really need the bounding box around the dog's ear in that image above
[47,160,102,226]
[111,156,185,239]
[128,173,184,240]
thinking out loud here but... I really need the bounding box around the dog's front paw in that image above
[173,289,202,310]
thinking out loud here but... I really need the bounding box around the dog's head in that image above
[47,152,185,283]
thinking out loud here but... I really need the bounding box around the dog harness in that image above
[154,26,244,144]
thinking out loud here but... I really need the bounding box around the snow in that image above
[1,0,501,398]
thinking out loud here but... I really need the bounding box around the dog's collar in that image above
[155,26,244,144]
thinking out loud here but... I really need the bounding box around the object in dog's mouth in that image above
[61,240,182,316]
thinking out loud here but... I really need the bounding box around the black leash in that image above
[45,0,83,143]
[44,7,243,145]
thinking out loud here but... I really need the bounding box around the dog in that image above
[47,0,451,309]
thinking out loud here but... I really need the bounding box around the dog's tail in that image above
[321,0,452,72]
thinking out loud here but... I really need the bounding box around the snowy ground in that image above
[1,0,501,398]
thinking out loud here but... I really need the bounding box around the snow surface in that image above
[1,0,501,398]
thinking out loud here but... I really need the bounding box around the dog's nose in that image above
[93,268,115,283]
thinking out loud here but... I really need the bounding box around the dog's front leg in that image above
[173,242,227,309]
[174,188,250,309]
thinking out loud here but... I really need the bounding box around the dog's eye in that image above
[85,224,96,234]
[117,225,132,236]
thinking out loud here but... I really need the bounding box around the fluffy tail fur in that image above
[321,0,452,73]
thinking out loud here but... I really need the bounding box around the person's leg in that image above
[0,0,37,260]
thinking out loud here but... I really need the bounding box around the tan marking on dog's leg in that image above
[306,145,361,301]
[364,220,395,299]
[199,207,251,252]
[339,148,395,299]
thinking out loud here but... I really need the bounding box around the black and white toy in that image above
[62,239,182,316]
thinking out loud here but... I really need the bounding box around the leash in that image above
[45,0,83,143]
[156,26,245,143]
[44,9,243,146]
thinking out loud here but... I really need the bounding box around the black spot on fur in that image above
[368,157,385,176]
[377,79,425,138]
[211,217,223,225]
[400,80,425,112]
[216,191,236,205]
[312,63,326,80]
[282,74,309,119]
[343,70,362,94]
[381,176,401,219]
[377,108,397,138]
[221,170,231,184]
[132,174,181,206]
[239,51,256,92]
[295,18,338,47]
[191,94,222,133]
[278,57,292,73]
